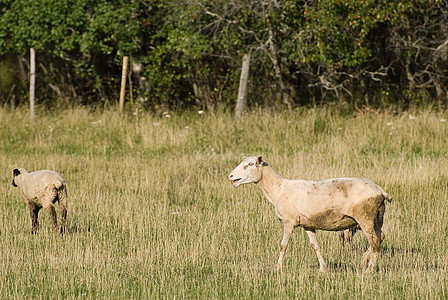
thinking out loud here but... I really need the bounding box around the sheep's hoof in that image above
[362,266,375,274]
[361,251,371,269]
[362,260,379,274]
[361,260,368,270]
[275,263,283,272]
[319,265,328,273]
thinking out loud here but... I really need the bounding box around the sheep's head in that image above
[229,156,265,187]
[12,168,27,187]
[12,169,21,187]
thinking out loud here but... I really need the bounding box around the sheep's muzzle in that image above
[231,178,242,186]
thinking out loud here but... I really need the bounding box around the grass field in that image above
[1,106,447,299]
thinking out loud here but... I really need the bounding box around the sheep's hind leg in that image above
[339,228,358,251]
[338,231,345,250]
[359,220,381,273]
[29,206,40,234]
[58,191,67,234]
[347,227,358,251]
[44,204,59,232]
[276,224,294,271]
[60,206,67,234]
[305,229,328,272]
[376,203,386,242]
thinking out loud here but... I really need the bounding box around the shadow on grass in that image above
[65,224,93,234]
[381,245,422,256]
[327,261,358,273]
[336,244,423,257]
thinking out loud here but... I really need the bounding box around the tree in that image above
[0,0,446,110]
[384,1,448,107]
[0,0,160,107]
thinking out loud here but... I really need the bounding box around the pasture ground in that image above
[0,107,447,299]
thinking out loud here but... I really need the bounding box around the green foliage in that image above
[0,0,446,108]
[0,0,161,106]
[0,54,16,96]
[0,0,146,56]
[0,0,81,54]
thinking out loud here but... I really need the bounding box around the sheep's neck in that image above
[256,165,284,206]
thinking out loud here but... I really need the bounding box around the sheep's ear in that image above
[13,169,21,176]
[257,156,268,167]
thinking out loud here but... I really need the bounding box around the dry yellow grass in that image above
[0,106,447,298]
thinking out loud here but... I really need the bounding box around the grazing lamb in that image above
[12,168,67,234]
[228,156,392,273]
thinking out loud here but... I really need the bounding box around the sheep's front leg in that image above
[275,224,294,271]
[305,229,328,272]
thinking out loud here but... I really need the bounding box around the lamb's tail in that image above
[57,184,67,207]
[57,183,67,234]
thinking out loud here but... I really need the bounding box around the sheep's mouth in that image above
[232,178,242,186]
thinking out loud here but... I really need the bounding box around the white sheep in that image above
[12,168,67,234]
[228,156,392,273]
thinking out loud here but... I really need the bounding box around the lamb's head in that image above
[12,168,28,187]
[229,156,265,187]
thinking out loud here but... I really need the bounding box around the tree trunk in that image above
[235,53,251,120]
[119,56,129,114]
[29,48,36,120]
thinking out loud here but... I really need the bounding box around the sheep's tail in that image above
[56,181,68,233]
[383,191,392,202]
[57,184,68,207]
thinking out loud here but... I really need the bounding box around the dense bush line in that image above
[0,0,446,110]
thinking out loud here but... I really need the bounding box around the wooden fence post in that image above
[235,53,251,120]
[119,56,129,114]
[29,48,36,120]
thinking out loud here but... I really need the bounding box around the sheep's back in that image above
[19,170,65,203]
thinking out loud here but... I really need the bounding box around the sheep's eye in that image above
[248,162,254,166]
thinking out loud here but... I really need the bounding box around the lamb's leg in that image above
[60,206,67,234]
[305,229,328,272]
[44,204,59,232]
[58,190,67,234]
[275,224,294,271]
[29,206,40,234]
